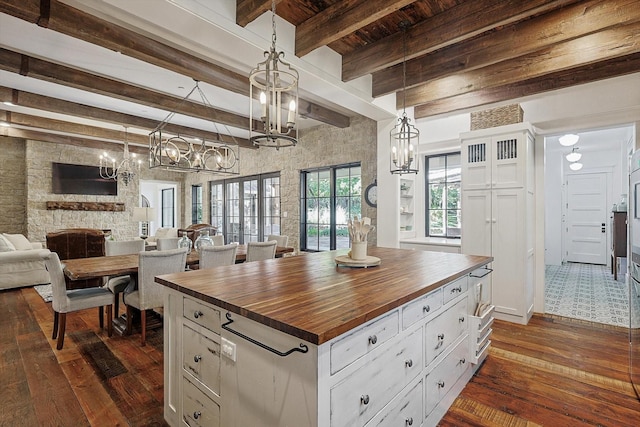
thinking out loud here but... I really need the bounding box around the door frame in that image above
[561,168,613,266]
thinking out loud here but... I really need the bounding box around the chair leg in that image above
[126,305,133,335]
[52,311,59,339]
[106,305,113,337]
[140,309,147,346]
[56,313,66,350]
[99,306,104,329]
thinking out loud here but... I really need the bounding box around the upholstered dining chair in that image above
[246,240,277,262]
[104,239,145,317]
[267,234,289,247]
[157,237,180,251]
[44,251,113,350]
[200,244,238,269]
[123,248,188,345]
[211,234,225,246]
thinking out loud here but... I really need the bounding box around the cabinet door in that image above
[491,133,525,189]
[491,189,526,317]
[461,190,492,257]
[461,137,491,191]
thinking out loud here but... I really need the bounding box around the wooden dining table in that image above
[62,245,294,280]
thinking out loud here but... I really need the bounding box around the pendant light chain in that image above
[402,22,407,115]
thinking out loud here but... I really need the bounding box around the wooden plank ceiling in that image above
[1,0,639,148]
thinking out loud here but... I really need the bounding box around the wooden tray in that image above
[335,255,381,268]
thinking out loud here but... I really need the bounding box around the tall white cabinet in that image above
[461,123,535,324]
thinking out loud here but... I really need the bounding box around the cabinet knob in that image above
[194,355,202,363]
[423,305,430,313]
[459,316,465,323]
[436,333,445,349]
[405,417,414,426]
[193,411,201,420]
[405,359,413,368]
[368,335,378,345]
[194,310,203,319]
[437,380,445,389]
[360,394,370,405]
[460,358,466,365]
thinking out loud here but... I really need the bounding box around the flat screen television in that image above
[52,162,118,196]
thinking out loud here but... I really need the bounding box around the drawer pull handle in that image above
[423,305,430,313]
[360,394,370,405]
[459,316,465,323]
[460,358,466,365]
[451,286,462,293]
[437,380,445,388]
[194,310,203,319]
[405,359,413,368]
[193,411,201,420]
[194,355,202,363]
[405,417,414,426]
[436,333,445,349]
[368,335,378,345]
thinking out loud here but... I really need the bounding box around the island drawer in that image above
[425,338,470,417]
[425,297,468,366]
[182,375,220,427]
[365,379,423,427]
[402,288,442,329]
[330,310,399,375]
[443,276,468,304]
[182,322,221,396]
[183,297,221,334]
[330,328,422,427]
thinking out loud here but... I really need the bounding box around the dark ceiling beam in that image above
[0,0,350,128]
[0,86,254,149]
[401,20,640,108]
[0,48,255,131]
[374,0,640,98]
[236,0,283,27]
[342,0,579,82]
[0,110,148,148]
[0,126,148,155]
[414,52,640,119]
[294,0,414,58]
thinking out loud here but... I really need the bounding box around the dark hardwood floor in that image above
[1,287,639,426]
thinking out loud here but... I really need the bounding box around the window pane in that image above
[429,210,444,236]
[447,210,461,237]
[426,152,461,238]
[447,154,461,182]
[318,170,331,197]
[429,184,444,209]
[428,156,446,183]
[446,183,460,210]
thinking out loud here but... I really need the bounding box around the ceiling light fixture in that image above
[99,126,141,186]
[565,146,582,162]
[569,162,583,171]
[249,0,299,149]
[390,21,419,175]
[559,133,579,146]
[149,80,239,175]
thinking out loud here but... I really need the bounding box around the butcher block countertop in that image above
[156,246,492,345]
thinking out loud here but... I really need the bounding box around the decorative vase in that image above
[194,230,213,253]
[178,231,192,254]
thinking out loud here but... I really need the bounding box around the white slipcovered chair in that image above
[200,244,238,269]
[123,248,188,345]
[157,237,180,251]
[267,234,289,247]
[44,251,113,350]
[104,239,145,317]
[212,234,225,246]
[246,240,277,262]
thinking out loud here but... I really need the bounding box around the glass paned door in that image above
[225,181,241,244]
[263,176,281,239]
[243,179,259,243]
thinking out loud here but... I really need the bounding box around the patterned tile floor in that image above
[545,263,629,327]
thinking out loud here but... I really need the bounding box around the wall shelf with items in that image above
[400,178,416,237]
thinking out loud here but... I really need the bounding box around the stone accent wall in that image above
[470,104,524,130]
[23,139,185,243]
[186,114,378,251]
[0,137,27,235]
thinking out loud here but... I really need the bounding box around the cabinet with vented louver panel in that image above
[461,123,535,325]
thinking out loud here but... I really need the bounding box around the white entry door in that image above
[565,173,608,264]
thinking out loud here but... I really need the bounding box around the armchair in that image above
[46,228,105,290]
[178,223,217,245]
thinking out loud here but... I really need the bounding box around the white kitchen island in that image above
[156,247,493,427]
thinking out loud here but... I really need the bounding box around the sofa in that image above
[145,227,179,249]
[0,233,51,290]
